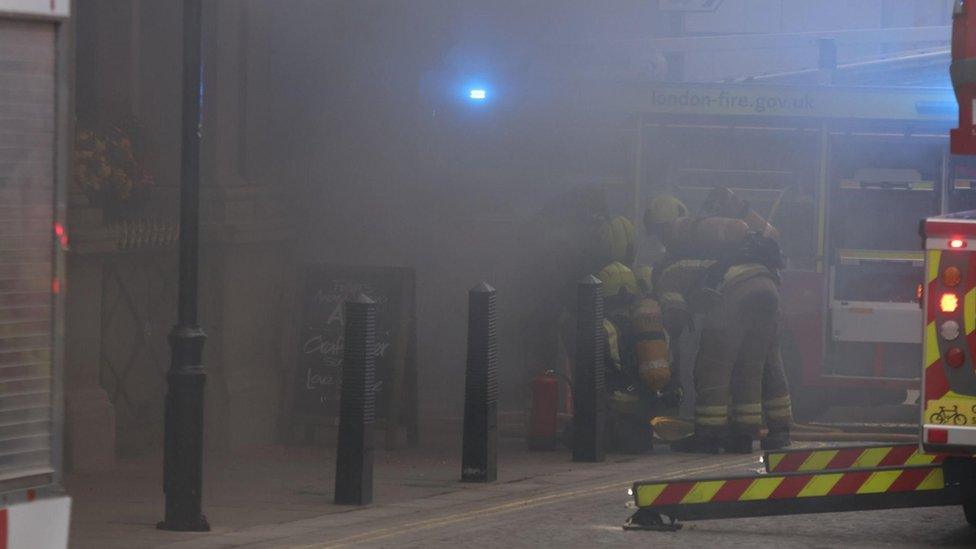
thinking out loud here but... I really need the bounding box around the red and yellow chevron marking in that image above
[633,466,943,508]
[924,247,976,422]
[924,249,950,405]
[967,250,976,373]
[764,445,942,474]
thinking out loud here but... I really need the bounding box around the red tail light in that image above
[950,238,967,249]
[928,428,949,444]
[947,347,966,368]
[944,267,962,287]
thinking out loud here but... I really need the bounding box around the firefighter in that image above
[594,215,672,394]
[761,323,793,450]
[596,214,637,267]
[700,187,793,450]
[645,193,792,452]
[595,261,671,453]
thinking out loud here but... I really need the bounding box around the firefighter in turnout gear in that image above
[596,261,672,453]
[700,187,793,450]
[645,191,793,453]
[590,216,674,453]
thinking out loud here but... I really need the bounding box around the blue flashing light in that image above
[469,88,487,101]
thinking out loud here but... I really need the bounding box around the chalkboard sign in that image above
[290,264,417,445]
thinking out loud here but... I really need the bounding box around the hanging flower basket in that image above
[74,122,154,222]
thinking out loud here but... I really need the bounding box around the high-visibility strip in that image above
[924,322,940,373]
[797,449,838,472]
[764,445,942,474]
[795,472,843,497]
[856,469,901,494]
[695,405,727,415]
[825,470,871,495]
[923,249,950,407]
[851,447,894,470]
[633,465,945,509]
[966,287,976,336]
[634,483,667,507]
[765,452,786,472]
[916,467,945,490]
[738,477,784,501]
[927,250,941,285]
[695,405,728,426]
[764,395,791,408]
[926,251,941,324]
[879,445,933,468]
[766,406,792,420]
[651,482,695,506]
[731,414,763,426]
[732,403,762,414]
[925,318,950,404]
[711,478,753,502]
[679,480,725,504]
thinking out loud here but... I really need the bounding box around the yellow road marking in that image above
[306,457,757,549]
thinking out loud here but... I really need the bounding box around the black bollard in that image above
[461,282,498,482]
[334,294,376,505]
[573,275,606,462]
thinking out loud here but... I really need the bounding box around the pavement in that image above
[65,434,976,548]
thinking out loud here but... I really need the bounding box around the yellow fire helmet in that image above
[597,215,636,266]
[643,194,688,235]
[596,261,640,298]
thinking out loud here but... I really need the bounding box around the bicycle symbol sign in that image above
[928,404,976,426]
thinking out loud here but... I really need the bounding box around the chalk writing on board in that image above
[295,266,409,421]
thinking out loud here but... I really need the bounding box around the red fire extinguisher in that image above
[528,370,566,450]
[529,372,558,450]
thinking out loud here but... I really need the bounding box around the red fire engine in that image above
[623,0,976,531]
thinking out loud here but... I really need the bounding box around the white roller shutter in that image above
[0,18,56,490]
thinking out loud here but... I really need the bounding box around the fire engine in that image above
[619,81,958,420]
[624,0,976,531]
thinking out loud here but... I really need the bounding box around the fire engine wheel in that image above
[964,501,976,527]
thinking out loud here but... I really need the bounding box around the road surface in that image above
[165,449,976,549]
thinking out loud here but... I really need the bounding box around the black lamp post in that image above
[158,0,209,532]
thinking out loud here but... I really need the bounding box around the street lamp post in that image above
[158,0,209,532]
